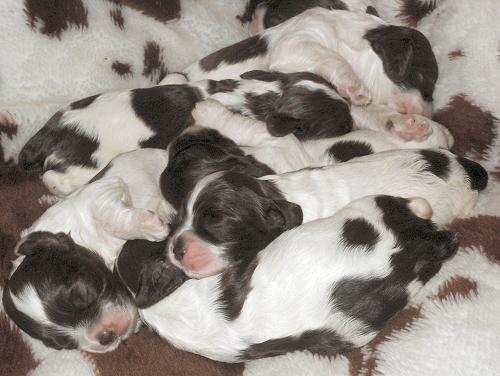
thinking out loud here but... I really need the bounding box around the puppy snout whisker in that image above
[98,330,117,346]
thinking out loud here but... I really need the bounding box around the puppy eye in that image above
[69,282,99,310]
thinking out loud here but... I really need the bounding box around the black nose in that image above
[172,238,185,261]
[98,330,116,346]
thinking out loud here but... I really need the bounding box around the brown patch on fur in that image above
[110,8,125,29]
[434,275,479,301]
[448,49,464,60]
[108,0,181,23]
[0,312,39,375]
[448,215,500,264]
[358,305,423,375]
[143,41,168,83]
[0,165,50,285]
[432,95,498,159]
[24,0,88,39]
[112,61,133,77]
[90,327,243,376]
[398,0,436,27]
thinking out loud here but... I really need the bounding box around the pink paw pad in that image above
[387,115,432,142]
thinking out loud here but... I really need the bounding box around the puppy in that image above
[164,148,487,278]
[117,195,459,362]
[192,99,454,168]
[23,148,172,266]
[3,232,138,352]
[185,8,438,116]
[239,0,376,34]
[20,71,349,196]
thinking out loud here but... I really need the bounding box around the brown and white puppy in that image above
[3,232,138,352]
[118,195,459,362]
[19,71,349,196]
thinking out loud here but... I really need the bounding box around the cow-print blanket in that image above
[1,0,500,375]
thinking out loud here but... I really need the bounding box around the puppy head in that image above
[114,239,188,309]
[161,127,274,209]
[241,0,349,34]
[166,171,303,278]
[365,25,438,116]
[3,232,138,352]
[373,195,459,284]
[265,72,352,139]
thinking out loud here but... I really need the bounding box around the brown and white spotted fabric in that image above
[1,0,500,375]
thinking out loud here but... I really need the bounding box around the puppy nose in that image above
[98,330,116,346]
[172,238,185,261]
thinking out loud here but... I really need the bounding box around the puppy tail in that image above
[457,157,488,191]
[18,112,62,171]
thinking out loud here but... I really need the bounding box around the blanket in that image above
[1,1,500,375]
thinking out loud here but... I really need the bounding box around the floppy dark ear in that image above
[135,261,188,309]
[265,113,304,137]
[16,231,72,256]
[380,37,414,82]
[265,200,303,231]
[68,279,99,310]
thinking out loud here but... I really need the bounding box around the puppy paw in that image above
[338,74,371,106]
[139,210,170,241]
[385,114,433,142]
[191,99,228,124]
[158,72,188,85]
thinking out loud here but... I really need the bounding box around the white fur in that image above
[265,149,477,226]
[186,8,425,111]
[141,196,421,362]
[22,149,172,268]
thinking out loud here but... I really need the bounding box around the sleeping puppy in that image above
[185,8,438,117]
[3,149,173,350]
[164,148,487,278]
[192,99,454,167]
[117,195,459,362]
[19,71,349,196]
[239,0,376,35]
[22,148,172,267]
[3,232,138,352]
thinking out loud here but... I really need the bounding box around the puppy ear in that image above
[412,231,459,283]
[135,261,188,309]
[265,200,303,231]
[265,113,304,137]
[368,27,414,82]
[68,279,99,310]
[16,231,72,256]
[229,157,274,178]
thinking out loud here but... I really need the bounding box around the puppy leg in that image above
[43,166,101,197]
[91,178,170,241]
[192,99,277,147]
[270,41,371,106]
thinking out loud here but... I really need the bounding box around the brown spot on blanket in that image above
[143,41,168,83]
[112,61,133,77]
[24,0,88,39]
[110,8,125,29]
[398,0,436,27]
[0,115,18,164]
[433,95,498,160]
[448,215,500,264]
[448,49,464,60]
[90,327,244,376]
[0,312,39,376]
[347,305,424,375]
[107,0,181,23]
[435,276,479,301]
